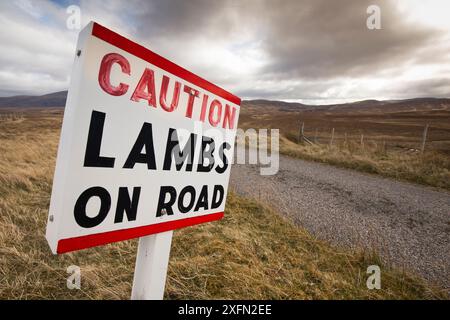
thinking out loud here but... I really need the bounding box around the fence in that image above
[296,121,431,154]
[0,112,25,122]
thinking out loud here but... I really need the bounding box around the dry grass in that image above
[0,110,447,299]
[240,100,450,155]
[238,100,450,190]
[282,132,450,191]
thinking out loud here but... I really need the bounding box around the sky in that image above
[0,0,449,104]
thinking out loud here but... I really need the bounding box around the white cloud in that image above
[0,0,449,103]
[0,1,76,95]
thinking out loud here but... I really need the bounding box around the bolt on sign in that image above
[46,22,241,255]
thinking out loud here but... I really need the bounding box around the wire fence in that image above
[294,121,431,154]
[0,112,25,122]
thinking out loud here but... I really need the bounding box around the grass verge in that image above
[282,133,450,191]
[0,113,446,299]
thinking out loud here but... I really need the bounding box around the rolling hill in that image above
[0,91,68,108]
[1,90,449,113]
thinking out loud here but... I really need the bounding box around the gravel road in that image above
[230,149,450,290]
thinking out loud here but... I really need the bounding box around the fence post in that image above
[298,122,304,144]
[330,128,335,146]
[421,124,429,153]
[314,128,318,144]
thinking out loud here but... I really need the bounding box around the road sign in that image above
[46,21,240,266]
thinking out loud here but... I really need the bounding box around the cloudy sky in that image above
[0,0,449,104]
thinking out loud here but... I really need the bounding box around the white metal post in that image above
[131,231,173,300]
[330,128,335,146]
[421,124,429,153]
[298,121,304,144]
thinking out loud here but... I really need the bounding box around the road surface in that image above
[230,149,450,290]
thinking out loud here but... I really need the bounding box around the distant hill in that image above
[243,99,309,110]
[1,90,449,113]
[0,91,67,108]
[242,97,450,113]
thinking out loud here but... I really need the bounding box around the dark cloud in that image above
[121,0,448,100]
[127,0,441,78]
[133,0,230,38]
[256,0,440,79]
[391,77,450,99]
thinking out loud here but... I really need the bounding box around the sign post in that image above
[46,21,241,300]
[131,232,173,300]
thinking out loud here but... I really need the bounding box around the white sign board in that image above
[46,22,240,254]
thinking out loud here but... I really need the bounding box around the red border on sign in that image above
[57,212,224,253]
[92,22,241,106]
